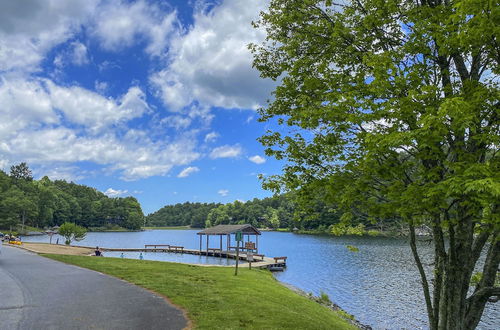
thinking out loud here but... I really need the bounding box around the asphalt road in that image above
[0,245,187,330]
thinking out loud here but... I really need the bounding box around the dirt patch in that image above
[16,242,94,256]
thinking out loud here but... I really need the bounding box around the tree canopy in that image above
[0,164,144,231]
[146,195,301,230]
[251,0,499,329]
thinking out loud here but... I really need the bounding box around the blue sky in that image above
[0,0,284,214]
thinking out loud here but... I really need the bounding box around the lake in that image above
[22,230,499,329]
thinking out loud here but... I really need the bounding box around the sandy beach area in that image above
[14,242,94,256]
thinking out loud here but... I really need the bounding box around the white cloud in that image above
[177,166,200,178]
[94,80,108,93]
[0,79,57,141]
[4,127,200,181]
[161,115,192,130]
[204,132,219,143]
[70,41,89,66]
[210,145,242,159]
[104,188,128,197]
[0,0,98,72]
[0,76,200,181]
[46,81,150,133]
[150,0,276,111]
[0,78,149,135]
[34,165,85,182]
[0,0,275,184]
[248,155,266,164]
[218,189,229,197]
[91,0,177,56]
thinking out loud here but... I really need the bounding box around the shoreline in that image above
[16,242,369,329]
[11,242,359,329]
[141,226,410,238]
[278,281,372,330]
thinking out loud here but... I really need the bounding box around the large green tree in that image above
[251,0,499,329]
[10,162,33,181]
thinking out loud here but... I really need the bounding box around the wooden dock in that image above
[101,246,286,269]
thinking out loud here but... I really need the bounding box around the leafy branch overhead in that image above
[251,0,499,329]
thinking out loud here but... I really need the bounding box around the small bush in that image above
[318,291,332,305]
[58,222,87,245]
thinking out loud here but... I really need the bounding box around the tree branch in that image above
[409,223,435,325]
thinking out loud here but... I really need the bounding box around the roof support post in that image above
[199,234,202,253]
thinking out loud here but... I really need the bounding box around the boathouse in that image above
[197,224,261,254]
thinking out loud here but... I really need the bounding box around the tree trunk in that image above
[22,210,26,233]
[411,212,498,330]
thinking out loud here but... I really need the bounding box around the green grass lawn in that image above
[43,255,356,330]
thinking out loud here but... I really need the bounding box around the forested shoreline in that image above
[0,163,144,232]
[0,163,396,235]
[145,194,397,234]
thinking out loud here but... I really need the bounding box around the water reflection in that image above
[103,251,236,266]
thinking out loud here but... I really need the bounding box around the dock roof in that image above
[197,224,261,235]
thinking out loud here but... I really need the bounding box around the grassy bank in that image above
[273,227,400,237]
[142,226,192,230]
[1,225,45,236]
[44,255,356,330]
[88,226,140,232]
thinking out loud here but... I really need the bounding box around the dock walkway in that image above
[102,247,285,269]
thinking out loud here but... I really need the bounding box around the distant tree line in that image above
[0,163,144,231]
[146,193,389,232]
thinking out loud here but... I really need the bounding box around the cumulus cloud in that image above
[47,81,149,133]
[0,0,274,183]
[177,166,199,178]
[91,0,177,56]
[150,0,276,111]
[210,145,242,159]
[248,155,266,164]
[0,0,98,72]
[0,78,152,136]
[0,77,200,181]
[4,127,200,181]
[218,189,229,197]
[104,188,128,197]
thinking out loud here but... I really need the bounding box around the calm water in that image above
[23,230,499,329]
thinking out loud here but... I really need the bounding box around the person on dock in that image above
[95,247,103,256]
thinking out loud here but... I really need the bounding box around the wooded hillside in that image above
[0,163,144,231]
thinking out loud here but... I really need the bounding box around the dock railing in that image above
[145,244,170,249]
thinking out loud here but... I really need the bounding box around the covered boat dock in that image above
[197,224,261,254]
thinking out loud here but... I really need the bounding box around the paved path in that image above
[0,245,187,330]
